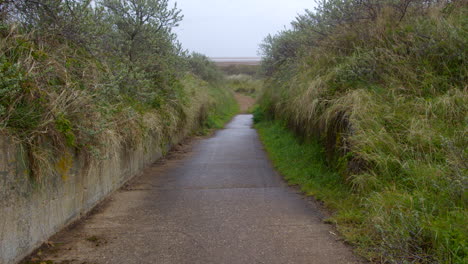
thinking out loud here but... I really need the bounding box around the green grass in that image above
[203,93,239,130]
[255,117,467,263]
[255,119,364,235]
[255,119,356,209]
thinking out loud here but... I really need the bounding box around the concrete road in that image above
[30,115,363,264]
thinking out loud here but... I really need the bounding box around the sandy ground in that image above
[22,116,364,264]
[234,93,255,113]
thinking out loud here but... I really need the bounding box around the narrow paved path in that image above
[30,115,362,264]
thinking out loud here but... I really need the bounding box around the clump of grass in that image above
[85,235,107,247]
[23,260,54,264]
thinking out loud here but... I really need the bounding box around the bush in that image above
[187,52,224,84]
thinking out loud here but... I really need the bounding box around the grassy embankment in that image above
[256,1,466,263]
[0,30,236,180]
[0,2,236,181]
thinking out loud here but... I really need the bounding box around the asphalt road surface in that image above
[28,115,363,264]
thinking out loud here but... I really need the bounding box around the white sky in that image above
[170,0,316,57]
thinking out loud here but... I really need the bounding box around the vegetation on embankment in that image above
[257,0,467,263]
[225,74,263,98]
[218,64,263,98]
[0,0,236,181]
[256,119,352,209]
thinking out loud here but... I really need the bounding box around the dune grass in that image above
[257,1,467,262]
[225,74,263,98]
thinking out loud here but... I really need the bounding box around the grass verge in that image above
[254,119,377,259]
[255,120,354,208]
[255,117,467,263]
[202,90,239,132]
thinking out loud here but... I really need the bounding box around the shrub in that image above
[187,52,224,84]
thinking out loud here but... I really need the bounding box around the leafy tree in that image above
[101,0,183,64]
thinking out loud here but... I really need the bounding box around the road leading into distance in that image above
[28,115,363,264]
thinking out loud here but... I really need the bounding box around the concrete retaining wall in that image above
[0,130,185,264]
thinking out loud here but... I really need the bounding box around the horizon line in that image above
[210,57,261,59]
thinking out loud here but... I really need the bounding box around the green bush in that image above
[187,52,224,84]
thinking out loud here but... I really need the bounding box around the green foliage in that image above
[0,52,46,135]
[6,100,44,133]
[252,106,265,124]
[187,52,224,84]
[255,119,360,218]
[0,56,25,122]
[202,83,239,131]
[225,74,263,97]
[55,113,76,147]
[0,1,235,182]
[202,99,238,131]
[259,0,467,262]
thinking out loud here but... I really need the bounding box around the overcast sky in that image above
[170,0,316,57]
